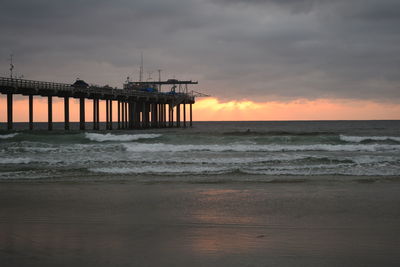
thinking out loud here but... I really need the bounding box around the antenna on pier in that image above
[157,69,162,82]
[9,54,14,78]
[139,52,144,82]
[147,71,153,81]
[157,69,162,92]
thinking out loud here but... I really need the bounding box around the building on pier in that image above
[0,76,205,131]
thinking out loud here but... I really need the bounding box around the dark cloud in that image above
[0,0,399,102]
[212,0,321,13]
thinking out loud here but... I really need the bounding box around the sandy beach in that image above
[1,179,400,267]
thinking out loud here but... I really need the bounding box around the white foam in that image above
[351,155,398,164]
[0,133,18,139]
[242,165,400,176]
[340,135,400,143]
[85,133,161,142]
[89,165,230,175]
[123,143,400,153]
[0,157,33,164]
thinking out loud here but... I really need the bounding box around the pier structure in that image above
[0,77,197,130]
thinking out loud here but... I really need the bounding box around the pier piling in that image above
[124,102,128,129]
[117,100,121,129]
[109,100,113,130]
[96,99,100,130]
[177,104,181,128]
[190,104,193,127]
[7,93,13,130]
[48,96,52,131]
[64,97,70,130]
[92,99,96,130]
[106,100,109,130]
[80,98,85,130]
[183,103,186,128]
[29,95,33,130]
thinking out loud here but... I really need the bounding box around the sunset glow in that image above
[193,98,400,121]
[1,96,399,122]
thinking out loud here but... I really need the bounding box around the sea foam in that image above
[340,135,400,143]
[0,133,18,139]
[85,133,161,142]
[123,143,400,153]
[89,165,230,175]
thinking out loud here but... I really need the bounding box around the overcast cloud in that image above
[1,0,399,102]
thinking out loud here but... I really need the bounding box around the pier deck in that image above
[0,77,196,130]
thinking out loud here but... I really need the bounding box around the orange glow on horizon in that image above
[192,97,400,121]
[0,96,399,122]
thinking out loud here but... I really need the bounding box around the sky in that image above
[1,0,399,121]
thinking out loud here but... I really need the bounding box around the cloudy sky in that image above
[1,0,400,120]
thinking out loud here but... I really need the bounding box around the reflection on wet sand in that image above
[1,183,400,266]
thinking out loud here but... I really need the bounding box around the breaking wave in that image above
[123,143,400,153]
[340,135,400,143]
[89,166,230,175]
[0,133,18,139]
[85,133,162,142]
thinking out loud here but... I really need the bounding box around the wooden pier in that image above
[0,77,196,130]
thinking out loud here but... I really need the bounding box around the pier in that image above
[0,77,198,130]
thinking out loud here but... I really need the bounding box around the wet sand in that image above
[1,179,400,266]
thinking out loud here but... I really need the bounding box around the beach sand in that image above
[1,179,400,266]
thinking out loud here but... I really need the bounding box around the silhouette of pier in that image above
[0,77,198,130]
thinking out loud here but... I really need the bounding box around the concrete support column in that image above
[150,104,154,128]
[124,102,128,129]
[142,102,146,128]
[64,97,69,131]
[48,96,52,131]
[162,104,166,127]
[190,103,193,127]
[93,99,96,130]
[183,103,186,128]
[96,99,100,130]
[132,102,137,128]
[153,104,158,128]
[109,100,113,130]
[117,100,121,129]
[121,101,125,129]
[135,102,141,128]
[176,104,181,128]
[93,99,99,130]
[158,104,162,128]
[7,93,13,130]
[164,104,167,127]
[29,95,33,130]
[147,103,151,128]
[106,100,109,130]
[80,98,85,130]
[128,102,133,129]
[170,104,174,128]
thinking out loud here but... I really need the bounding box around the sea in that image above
[1,120,399,182]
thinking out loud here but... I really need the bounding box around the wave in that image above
[123,143,400,153]
[0,133,18,139]
[223,131,336,136]
[89,166,230,175]
[85,133,162,142]
[88,164,400,176]
[340,135,400,143]
[0,157,34,164]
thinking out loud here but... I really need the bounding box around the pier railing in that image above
[0,77,72,91]
[0,77,195,102]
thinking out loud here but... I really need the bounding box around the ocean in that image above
[0,120,399,181]
[1,121,400,266]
